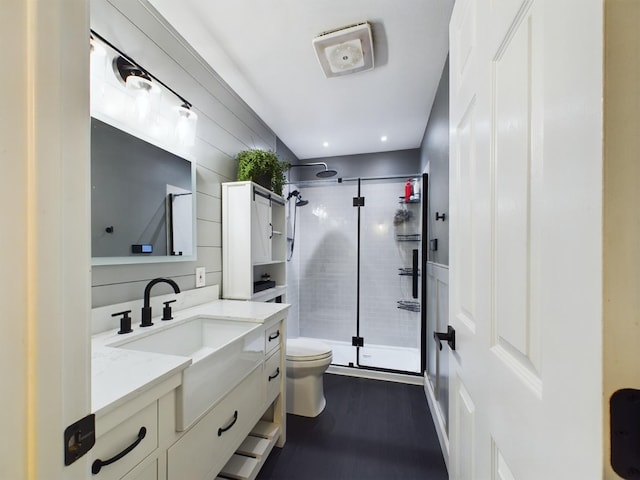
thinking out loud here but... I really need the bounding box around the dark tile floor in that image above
[256,373,448,480]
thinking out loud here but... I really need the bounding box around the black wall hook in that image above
[435,212,446,221]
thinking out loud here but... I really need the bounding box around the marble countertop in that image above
[92,299,290,417]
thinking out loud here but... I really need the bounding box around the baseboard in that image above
[423,372,449,472]
[327,365,424,385]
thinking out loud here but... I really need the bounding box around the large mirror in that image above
[91,117,196,265]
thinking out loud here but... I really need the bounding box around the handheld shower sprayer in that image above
[287,190,308,207]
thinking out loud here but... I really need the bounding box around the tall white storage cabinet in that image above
[222,182,287,302]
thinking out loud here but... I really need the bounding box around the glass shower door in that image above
[358,177,422,373]
[296,182,359,366]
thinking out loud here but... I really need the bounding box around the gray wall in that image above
[291,149,421,182]
[420,57,450,265]
[276,137,299,165]
[91,0,276,307]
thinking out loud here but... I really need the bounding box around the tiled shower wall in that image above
[296,180,422,349]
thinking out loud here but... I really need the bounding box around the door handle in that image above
[412,249,419,299]
[433,326,456,351]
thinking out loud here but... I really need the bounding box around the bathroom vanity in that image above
[91,291,288,480]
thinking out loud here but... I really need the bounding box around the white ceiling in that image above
[148,0,454,160]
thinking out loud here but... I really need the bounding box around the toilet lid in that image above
[286,338,332,361]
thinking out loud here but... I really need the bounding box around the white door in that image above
[252,192,273,264]
[448,0,603,478]
[1,1,91,478]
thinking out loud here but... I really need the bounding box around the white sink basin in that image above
[117,317,264,430]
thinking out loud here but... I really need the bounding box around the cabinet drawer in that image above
[264,322,281,354]
[265,348,282,406]
[122,459,157,480]
[167,366,263,480]
[91,402,158,479]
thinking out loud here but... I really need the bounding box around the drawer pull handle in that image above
[268,367,280,381]
[217,411,238,437]
[91,426,147,475]
[268,330,280,341]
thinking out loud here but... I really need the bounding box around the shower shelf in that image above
[398,267,420,276]
[396,233,421,242]
[398,196,421,204]
[397,300,420,312]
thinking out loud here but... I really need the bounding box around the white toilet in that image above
[286,338,333,417]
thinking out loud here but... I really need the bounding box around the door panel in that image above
[359,178,421,372]
[492,3,543,385]
[297,183,358,366]
[252,193,272,264]
[449,0,603,477]
[451,376,475,480]
[454,99,478,334]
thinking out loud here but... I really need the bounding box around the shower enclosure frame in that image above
[292,173,429,377]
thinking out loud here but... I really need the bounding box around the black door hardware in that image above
[611,388,640,479]
[64,414,95,466]
[218,411,238,436]
[434,326,456,351]
[91,427,146,474]
[352,336,364,347]
[412,249,419,299]
[435,212,446,221]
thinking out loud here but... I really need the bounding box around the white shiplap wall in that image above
[91,0,276,307]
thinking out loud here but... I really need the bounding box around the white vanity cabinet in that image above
[92,298,288,480]
[90,375,181,480]
[162,316,287,480]
[222,182,287,302]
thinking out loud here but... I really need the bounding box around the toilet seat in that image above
[286,338,332,362]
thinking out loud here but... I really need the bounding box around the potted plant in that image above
[236,149,289,195]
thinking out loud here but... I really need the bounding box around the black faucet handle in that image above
[162,300,177,321]
[112,310,133,334]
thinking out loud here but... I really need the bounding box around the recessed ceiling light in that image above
[322,141,329,148]
[380,135,388,142]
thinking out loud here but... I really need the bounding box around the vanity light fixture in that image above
[114,56,161,122]
[91,30,198,141]
[312,22,374,78]
[175,103,198,146]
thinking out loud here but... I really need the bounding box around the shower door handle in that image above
[434,326,456,351]
[412,249,419,299]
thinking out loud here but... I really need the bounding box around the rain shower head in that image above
[296,198,309,207]
[289,162,338,179]
[316,168,338,178]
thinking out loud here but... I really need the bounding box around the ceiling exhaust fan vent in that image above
[312,22,374,78]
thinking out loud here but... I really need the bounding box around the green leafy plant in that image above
[236,149,289,195]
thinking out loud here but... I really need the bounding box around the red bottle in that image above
[405,180,412,202]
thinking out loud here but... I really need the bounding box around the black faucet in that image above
[141,278,180,327]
